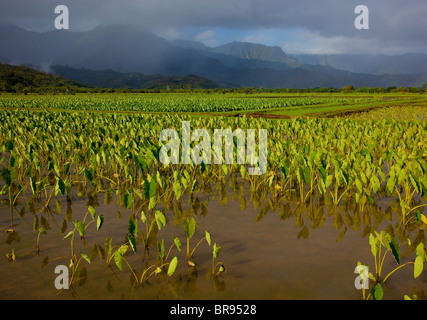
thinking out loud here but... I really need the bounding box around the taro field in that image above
[0,92,426,300]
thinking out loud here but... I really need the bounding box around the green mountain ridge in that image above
[0,63,86,92]
[0,63,223,92]
[211,41,301,67]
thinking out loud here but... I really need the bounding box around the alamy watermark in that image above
[54,4,369,31]
[54,5,69,30]
[354,5,369,30]
[54,265,69,290]
[159,121,268,176]
[354,264,370,290]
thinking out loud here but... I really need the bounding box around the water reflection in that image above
[0,175,425,300]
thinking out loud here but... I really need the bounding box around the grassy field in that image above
[1,92,426,117]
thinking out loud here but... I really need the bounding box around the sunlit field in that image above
[1,92,426,300]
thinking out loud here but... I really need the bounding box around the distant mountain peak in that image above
[211,41,301,67]
[172,38,302,68]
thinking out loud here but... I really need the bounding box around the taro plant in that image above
[68,250,92,288]
[62,225,92,288]
[140,241,178,284]
[386,156,427,226]
[357,231,427,300]
[106,243,140,284]
[137,209,166,249]
[61,204,104,287]
[211,243,226,277]
[105,237,179,285]
[182,217,211,264]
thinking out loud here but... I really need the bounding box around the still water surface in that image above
[0,187,423,300]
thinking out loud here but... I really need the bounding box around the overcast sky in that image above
[1,0,426,54]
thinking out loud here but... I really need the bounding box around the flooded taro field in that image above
[0,94,426,300]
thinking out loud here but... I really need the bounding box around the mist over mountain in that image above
[1,24,426,89]
[291,53,427,75]
[0,24,230,76]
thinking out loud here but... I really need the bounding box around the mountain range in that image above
[1,24,426,89]
[50,66,221,89]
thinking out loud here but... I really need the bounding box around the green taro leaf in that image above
[30,177,37,195]
[205,230,211,246]
[415,210,422,223]
[319,167,327,181]
[58,178,66,195]
[386,175,396,195]
[123,192,133,209]
[389,237,401,264]
[414,242,426,278]
[128,218,137,236]
[356,179,363,193]
[63,230,74,240]
[74,220,85,237]
[213,243,221,260]
[183,217,197,240]
[414,256,424,278]
[114,251,123,271]
[148,196,157,210]
[79,251,91,264]
[97,215,104,231]
[88,205,96,219]
[371,283,383,300]
[84,168,94,182]
[191,180,197,192]
[167,256,178,276]
[144,178,156,199]
[240,165,246,178]
[9,155,16,168]
[376,231,391,250]
[369,233,379,257]
[303,167,311,184]
[173,236,182,252]
[155,210,166,230]
[128,233,137,253]
[173,180,181,200]
[128,218,137,252]
[118,244,128,256]
[281,165,289,179]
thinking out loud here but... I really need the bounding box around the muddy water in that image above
[0,189,424,300]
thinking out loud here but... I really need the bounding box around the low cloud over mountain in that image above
[1,24,426,89]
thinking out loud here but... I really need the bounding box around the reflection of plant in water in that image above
[36,227,46,253]
[99,195,224,289]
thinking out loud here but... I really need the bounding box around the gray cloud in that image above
[0,0,426,54]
